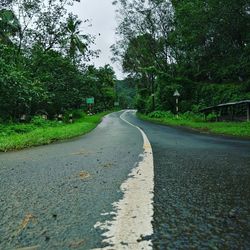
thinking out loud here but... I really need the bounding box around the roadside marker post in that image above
[247,103,250,122]
[173,90,180,118]
[69,113,73,123]
[58,114,63,123]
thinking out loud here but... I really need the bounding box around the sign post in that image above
[86,97,95,114]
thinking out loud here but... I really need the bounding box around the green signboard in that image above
[86,97,94,104]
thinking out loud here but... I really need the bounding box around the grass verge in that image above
[138,113,250,138]
[0,111,110,152]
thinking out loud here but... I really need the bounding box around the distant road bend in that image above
[0,110,249,249]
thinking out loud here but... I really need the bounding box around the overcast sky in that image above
[69,0,124,79]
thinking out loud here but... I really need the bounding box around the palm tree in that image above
[0,9,20,45]
[65,15,87,61]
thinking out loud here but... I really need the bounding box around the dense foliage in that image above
[115,78,137,108]
[0,0,115,121]
[112,0,250,113]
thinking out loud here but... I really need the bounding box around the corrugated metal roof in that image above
[200,100,250,112]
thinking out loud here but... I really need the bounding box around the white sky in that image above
[69,0,124,79]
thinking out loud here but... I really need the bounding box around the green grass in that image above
[138,112,250,138]
[0,112,110,152]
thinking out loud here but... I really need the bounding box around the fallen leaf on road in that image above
[79,171,90,180]
[17,213,35,235]
[16,245,40,250]
[68,239,85,248]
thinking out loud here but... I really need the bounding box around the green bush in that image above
[31,116,49,126]
[0,124,36,136]
[148,111,173,119]
[191,104,206,113]
[71,109,85,119]
[62,109,85,123]
[206,112,218,122]
[180,111,204,122]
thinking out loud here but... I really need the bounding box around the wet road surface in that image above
[1,110,250,249]
[0,111,144,249]
[124,111,250,249]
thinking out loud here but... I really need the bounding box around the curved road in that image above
[0,110,250,249]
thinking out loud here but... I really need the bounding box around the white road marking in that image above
[94,110,154,250]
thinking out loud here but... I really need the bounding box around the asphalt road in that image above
[124,111,250,249]
[1,110,250,250]
[0,111,144,249]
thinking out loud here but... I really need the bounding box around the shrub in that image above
[0,124,36,136]
[206,112,218,122]
[191,104,206,113]
[181,111,204,122]
[148,111,173,119]
[31,116,50,126]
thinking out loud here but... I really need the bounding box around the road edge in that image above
[0,111,112,153]
[137,113,250,141]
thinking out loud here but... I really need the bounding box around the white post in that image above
[247,104,250,122]
[173,90,180,118]
[176,98,179,118]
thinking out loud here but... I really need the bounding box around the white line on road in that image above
[94,110,154,250]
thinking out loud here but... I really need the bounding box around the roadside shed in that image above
[200,100,250,122]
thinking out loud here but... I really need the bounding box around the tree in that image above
[0,1,114,120]
[0,9,20,45]
[64,15,88,62]
[86,65,116,110]
[170,0,250,82]
[0,44,48,119]
[112,0,176,112]
[116,78,136,108]
[112,0,250,113]
[28,46,87,114]
[3,0,81,52]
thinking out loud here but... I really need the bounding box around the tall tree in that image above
[170,0,250,81]
[64,15,88,62]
